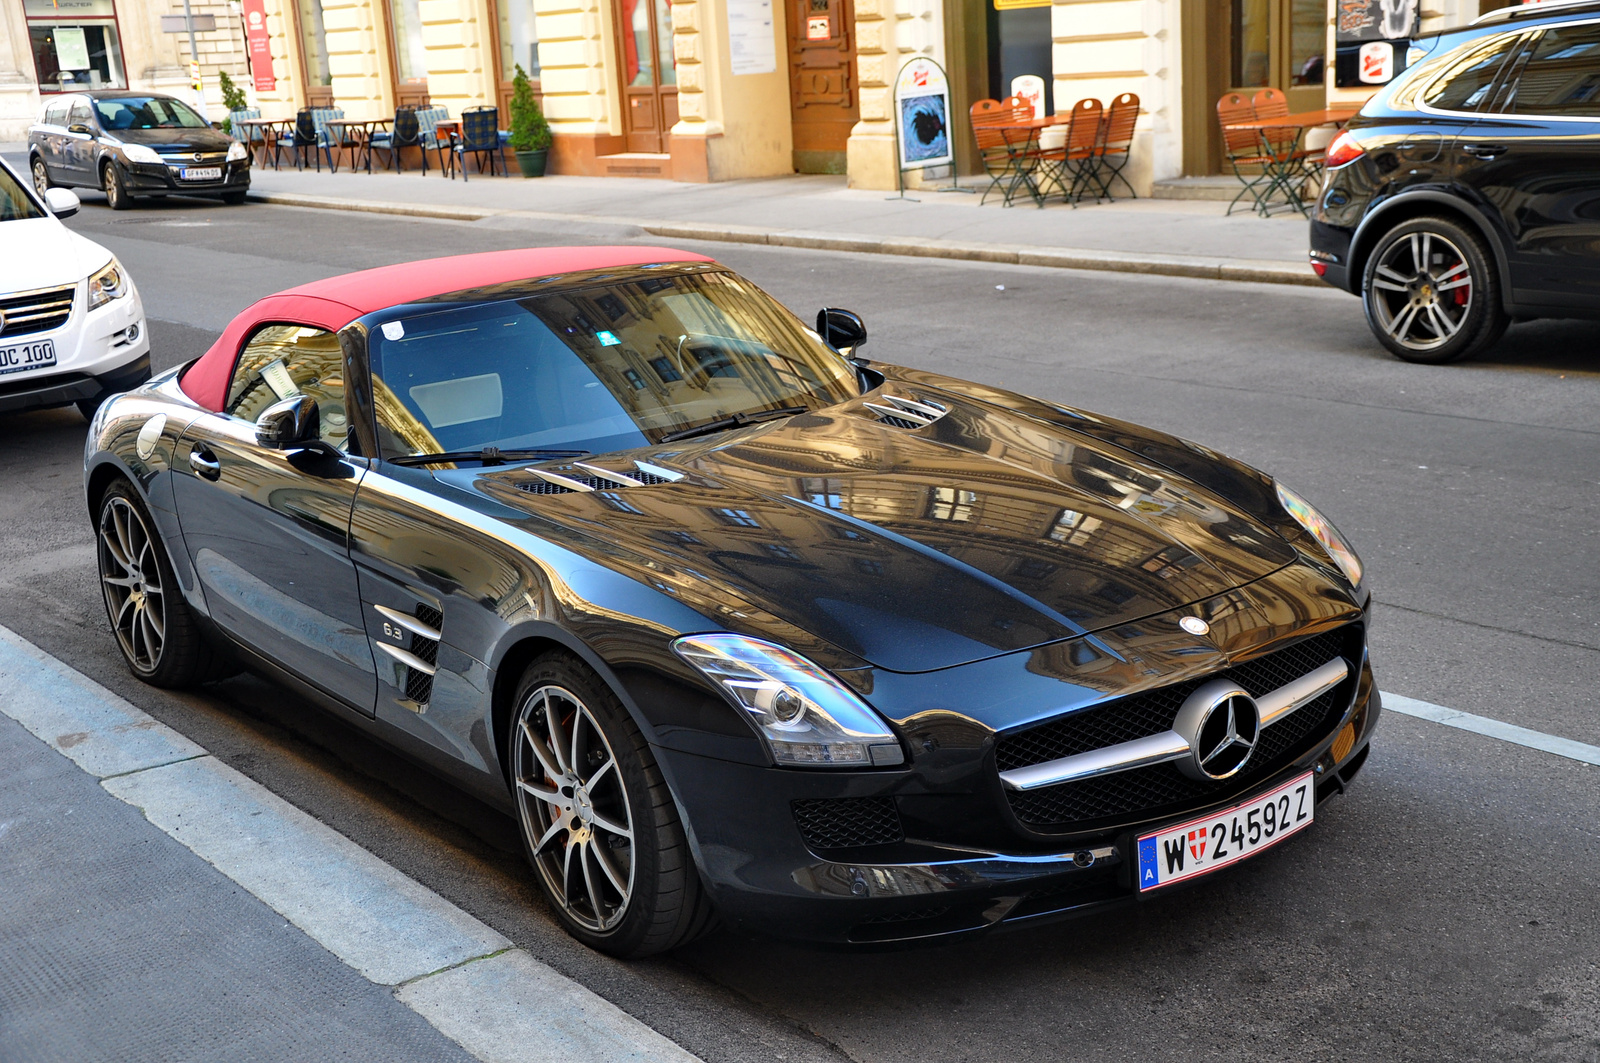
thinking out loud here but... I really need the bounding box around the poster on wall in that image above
[894,57,953,171]
[54,27,92,71]
[1335,0,1414,86]
[242,0,277,93]
[727,0,778,76]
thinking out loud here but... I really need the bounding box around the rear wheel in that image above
[509,652,715,957]
[96,479,227,686]
[102,161,133,211]
[31,156,51,196]
[1361,215,1507,364]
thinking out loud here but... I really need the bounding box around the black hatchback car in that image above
[1310,0,1600,363]
[28,90,250,211]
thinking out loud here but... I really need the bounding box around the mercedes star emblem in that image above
[1172,679,1260,781]
[1179,615,1210,636]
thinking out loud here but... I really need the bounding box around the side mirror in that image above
[816,308,867,357]
[43,187,79,218]
[255,395,322,450]
[68,123,92,135]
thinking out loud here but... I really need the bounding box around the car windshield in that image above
[0,165,46,223]
[94,96,209,130]
[366,269,860,462]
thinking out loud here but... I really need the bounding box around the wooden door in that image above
[616,0,678,153]
[785,0,858,173]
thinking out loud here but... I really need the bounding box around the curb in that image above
[248,190,1323,288]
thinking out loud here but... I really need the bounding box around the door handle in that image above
[1462,143,1507,158]
[189,446,221,481]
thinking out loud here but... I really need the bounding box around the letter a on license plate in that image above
[1136,772,1315,891]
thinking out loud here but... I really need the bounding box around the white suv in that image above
[0,154,148,420]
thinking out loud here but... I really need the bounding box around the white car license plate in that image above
[0,338,57,376]
[180,166,222,181]
[1136,771,1314,891]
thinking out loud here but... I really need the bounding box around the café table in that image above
[325,117,393,174]
[432,118,462,179]
[1221,107,1359,216]
[983,117,1053,207]
[235,117,295,170]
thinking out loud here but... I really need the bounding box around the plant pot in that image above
[514,149,548,178]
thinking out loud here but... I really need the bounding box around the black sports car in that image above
[29,91,250,210]
[84,247,1378,956]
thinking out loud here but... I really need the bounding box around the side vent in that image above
[863,394,948,430]
[374,603,442,711]
[516,459,685,496]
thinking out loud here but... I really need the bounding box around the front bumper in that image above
[122,158,250,196]
[655,645,1380,947]
[0,352,151,414]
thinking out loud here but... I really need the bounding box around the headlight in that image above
[88,259,128,311]
[226,141,248,162]
[1276,482,1363,589]
[120,142,162,165]
[672,634,905,768]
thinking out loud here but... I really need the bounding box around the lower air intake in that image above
[792,797,905,850]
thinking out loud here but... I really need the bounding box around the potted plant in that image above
[218,70,249,134]
[508,64,552,178]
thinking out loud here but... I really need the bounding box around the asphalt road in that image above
[5,189,1599,1063]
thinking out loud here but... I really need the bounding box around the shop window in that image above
[24,0,125,93]
[388,0,430,81]
[496,0,542,79]
[298,0,333,90]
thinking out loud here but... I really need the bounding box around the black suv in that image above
[1310,0,1600,363]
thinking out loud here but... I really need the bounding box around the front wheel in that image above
[102,161,133,211]
[96,480,228,686]
[31,156,52,197]
[1361,215,1507,364]
[509,653,715,957]
[221,190,248,205]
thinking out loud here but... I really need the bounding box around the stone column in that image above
[536,0,623,171]
[846,0,941,190]
[320,0,387,118]
[1051,0,1172,192]
[419,0,492,116]
[0,0,40,141]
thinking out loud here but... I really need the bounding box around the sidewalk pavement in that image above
[0,623,700,1063]
[239,165,1320,287]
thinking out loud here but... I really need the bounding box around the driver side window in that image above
[226,325,351,450]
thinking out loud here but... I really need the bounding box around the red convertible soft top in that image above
[179,246,715,412]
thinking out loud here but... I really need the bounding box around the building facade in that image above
[2,0,1506,189]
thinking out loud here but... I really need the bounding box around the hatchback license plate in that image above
[0,338,57,376]
[180,166,222,181]
[1136,772,1314,891]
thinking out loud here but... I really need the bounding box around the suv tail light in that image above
[1323,131,1366,169]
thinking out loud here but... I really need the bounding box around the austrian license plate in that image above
[1136,772,1314,891]
[180,166,222,181]
[0,338,57,376]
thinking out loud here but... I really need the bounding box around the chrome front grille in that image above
[997,626,1360,831]
[0,285,74,339]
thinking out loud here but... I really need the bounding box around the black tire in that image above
[30,155,52,197]
[102,161,134,211]
[1361,215,1508,364]
[221,190,248,205]
[508,652,716,958]
[95,479,230,687]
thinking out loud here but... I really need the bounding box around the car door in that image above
[35,99,69,179]
[61,97,98,186]
[1449,19,1600,310]
[171,323,378,715]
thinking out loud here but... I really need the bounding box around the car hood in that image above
[467,375,1300,672]
[108,127,234,152]
[0,218,108,292]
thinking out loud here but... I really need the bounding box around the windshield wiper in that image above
[389,447,589,467]
[656,406,809,444]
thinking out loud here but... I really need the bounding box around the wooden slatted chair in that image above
[971,97,1045,207]
[1217,92,1279,216]
[1091,92,1140,200]
[1052,97,1104,206]
[1252,87,1324,206]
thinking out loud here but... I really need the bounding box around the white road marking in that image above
[1382,691,1600,768]
[0,624,701,1063]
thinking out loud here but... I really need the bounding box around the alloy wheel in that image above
[31,158,49,197]
[98,496,166,673]
[1366,230,1474,353]
[513,684,635,933]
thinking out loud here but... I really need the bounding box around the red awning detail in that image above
[178,246,715,412]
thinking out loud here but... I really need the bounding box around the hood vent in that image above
[516,459,684,496]
[864,393,948,430]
